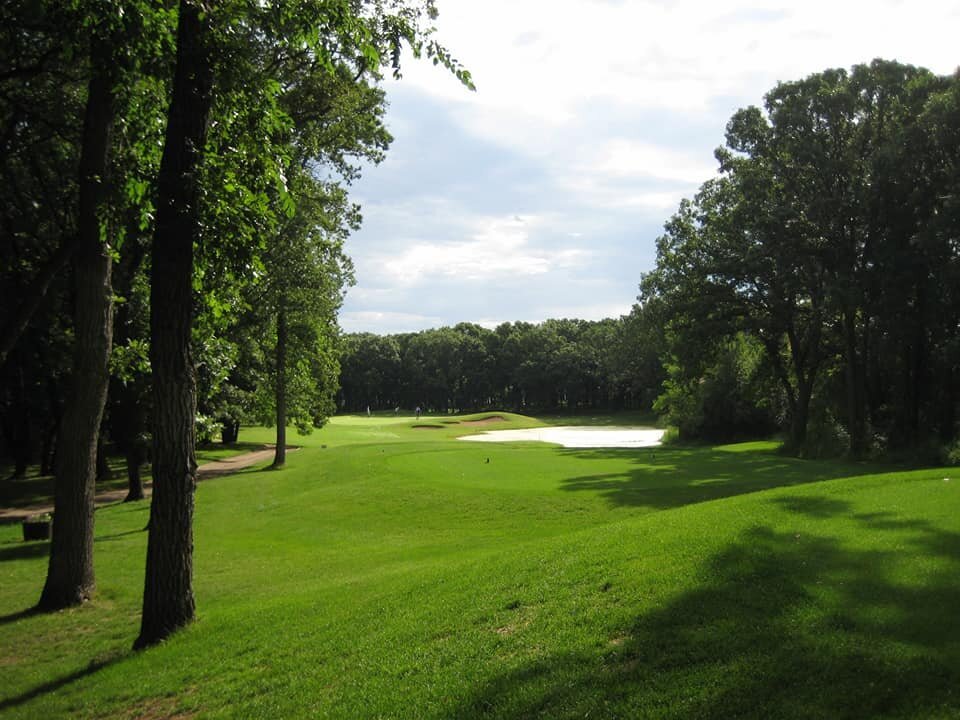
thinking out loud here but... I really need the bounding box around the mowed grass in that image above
[1,413,958,718]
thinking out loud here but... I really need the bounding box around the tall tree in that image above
[257,175,356,468]
[136,0,471,648]
[643,60,960,455]
[135,0,214,648]
[38,10,126,610]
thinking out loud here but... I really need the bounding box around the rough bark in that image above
[273,299,287,468]
[38,36,116,610]
[135,0,214,649]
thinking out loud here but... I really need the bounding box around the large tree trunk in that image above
[38,36,116,611]
[135,1,214,650]
[273,299,287,468]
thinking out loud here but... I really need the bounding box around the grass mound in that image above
[461,415,508,426]
[1,414,957,718]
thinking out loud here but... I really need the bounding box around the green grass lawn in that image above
[1,413,958,718]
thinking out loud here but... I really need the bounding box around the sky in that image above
[339,0,960,336]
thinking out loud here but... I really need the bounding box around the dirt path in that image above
[0,445,294,522]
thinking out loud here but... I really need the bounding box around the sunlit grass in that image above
[1,415,957,718]
[240,410,545,448]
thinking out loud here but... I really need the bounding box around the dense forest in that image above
[337,315,665,414]
[646,60,960,458]
[0,0,958,650]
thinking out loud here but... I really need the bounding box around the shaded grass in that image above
[555,442,884,510]
[0,456,130,509]
[0,442,268,513]
[0,415,957,718]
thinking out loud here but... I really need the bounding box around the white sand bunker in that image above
[460,426,665,449]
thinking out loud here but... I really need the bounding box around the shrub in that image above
[195,414,223,446]
[940,439,960,466]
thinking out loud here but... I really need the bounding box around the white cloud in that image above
[396,0,960,158]
[341,0,960,334]
[582,139,717,185]
[531,302,635,323]
[339,310,443,334]
[368,214,589,285]
[597,188,691,212]
[554,139,717,211]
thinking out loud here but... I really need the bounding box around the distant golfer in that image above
[415,406,422,419]
[366,406,371,417]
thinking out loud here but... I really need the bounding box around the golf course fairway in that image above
[1,412,958,718]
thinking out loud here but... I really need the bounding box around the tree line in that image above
[643,60,960,458]
[340,59,960,463]
[338,315,666,413]
[0,0,470,647]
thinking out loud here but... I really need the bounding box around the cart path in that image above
[0,445,296,522]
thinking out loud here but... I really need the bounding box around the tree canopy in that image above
[644,60,960,456]
[337,314,666,414]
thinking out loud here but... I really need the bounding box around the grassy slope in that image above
[1,413,958,718]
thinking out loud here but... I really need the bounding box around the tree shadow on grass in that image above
[0,475,55,513]
[0,654,123,712]
[95,527,146,543]
[0,539,49,562]
[447,507,960,719]
[0,605,40,628]
[556,445,883,511]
